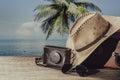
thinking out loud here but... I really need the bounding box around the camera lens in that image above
[49,51,61,64]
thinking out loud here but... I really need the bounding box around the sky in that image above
[0,0,120,40]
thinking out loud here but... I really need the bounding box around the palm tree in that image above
[34,0,102,39]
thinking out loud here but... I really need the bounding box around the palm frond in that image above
[67,2,88,17]
[62,8,69,33]
[34,4,50,11]
[46,23,55,40]
[45,0,59,3]
[53,15,62,28]
[74,2,102,12]
[41,10,62,39]
[67,2,79,16]
[77,6,89,14]
[66,0,76,3]
[57,8,69,35]
[34,4,63,21]
[49,4,63,10]
[34,4,63,12]
[34,9,56,21]
[40,20,51,34]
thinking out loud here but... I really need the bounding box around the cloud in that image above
[16,21,67,39]
[16,21,44,39]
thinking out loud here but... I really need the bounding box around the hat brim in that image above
[65,15,120,72]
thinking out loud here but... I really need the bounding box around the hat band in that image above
[76,22,111,52]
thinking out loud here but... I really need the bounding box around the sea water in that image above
[0,39,66,56]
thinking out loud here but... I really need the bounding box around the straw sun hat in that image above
[62,12,120,73]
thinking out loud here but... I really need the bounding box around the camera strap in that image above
[35,56,46,66]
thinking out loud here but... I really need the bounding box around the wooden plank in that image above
[0,56,119,80]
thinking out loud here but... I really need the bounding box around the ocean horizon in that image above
[0,39,66,56]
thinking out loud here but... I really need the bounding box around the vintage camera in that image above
[43,45,71,68]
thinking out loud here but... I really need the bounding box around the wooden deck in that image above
[0,56,120,80]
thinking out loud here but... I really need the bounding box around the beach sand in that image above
[0,56,119,80]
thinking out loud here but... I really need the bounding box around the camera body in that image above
[43,45,71,68]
